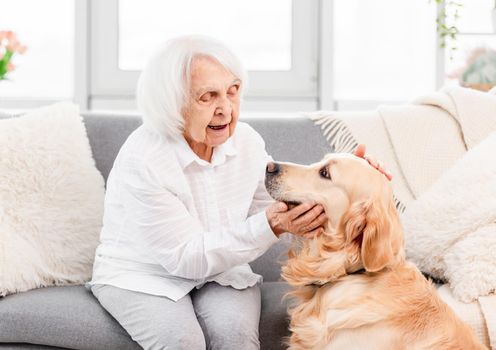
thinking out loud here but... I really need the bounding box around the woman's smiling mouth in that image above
[208,124,228,130]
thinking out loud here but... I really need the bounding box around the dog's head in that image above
[265,153,404,286]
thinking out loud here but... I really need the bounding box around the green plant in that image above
[448,47,496,85]
[433,0,463,60]
[0,31,27,80]
[462,48,496,84]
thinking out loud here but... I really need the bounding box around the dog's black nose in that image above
[266,162,280,175]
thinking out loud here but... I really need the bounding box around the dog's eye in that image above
[319,166,331,180]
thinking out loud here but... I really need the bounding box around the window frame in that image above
[3,0,488,112]
[89,0,319,107]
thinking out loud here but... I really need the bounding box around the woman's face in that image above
[182,56,241,149]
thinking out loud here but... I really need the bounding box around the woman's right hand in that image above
[266,201,327,239]
[354,144,392,181]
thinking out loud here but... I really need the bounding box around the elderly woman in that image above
[88,35,327,350]
[89,35,389,350]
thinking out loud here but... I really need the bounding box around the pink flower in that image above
[0,30,27,80]
[6,42,18,51]
[5,31,16,41]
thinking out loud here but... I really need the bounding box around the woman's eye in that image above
[200,92,213,102]
[228,85,239,96]
[319,167,331,179]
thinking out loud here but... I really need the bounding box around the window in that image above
[332,0,437,102]
[444,0,496,83]
[0,0,74,100]
[118,0,292,71]
[1,0,493,112]
[90,0,319,110]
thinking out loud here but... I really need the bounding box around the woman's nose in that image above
[266,162,280,175]
[215,96,232,116]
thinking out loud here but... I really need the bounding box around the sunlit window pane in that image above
[456,0,494,33]
[118,0,292,71]
[333,0,437,101]
[0,0,74,99]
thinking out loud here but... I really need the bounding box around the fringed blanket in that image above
[309,86,496,212]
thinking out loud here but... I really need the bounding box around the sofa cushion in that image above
[0,103,105,296]
[82,113,142,184]
[0,282,291,350]
[81,113,331,283]
[403,132,496,302]
[0,345,66,349]
[81,114,331,186]
[0,286,140,350]
[250,234,292,282]
[260,281,291,350]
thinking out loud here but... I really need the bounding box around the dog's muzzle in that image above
[265,162,301,208]
[266,162,280,177]
[265,162,283,200]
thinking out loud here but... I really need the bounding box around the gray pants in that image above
[91,282,261,350]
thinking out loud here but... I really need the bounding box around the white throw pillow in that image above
[402,132,496,302]
[0,102,105,296]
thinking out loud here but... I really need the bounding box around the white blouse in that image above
[89,121,279,301]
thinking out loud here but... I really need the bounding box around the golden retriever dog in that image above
[265,153,486,350]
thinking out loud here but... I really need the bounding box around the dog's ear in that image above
[343,200,367,244]
[343,196,401,272]
[361,197,397,272]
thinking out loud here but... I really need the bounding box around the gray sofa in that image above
[0,113,332,350]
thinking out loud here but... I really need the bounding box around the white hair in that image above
[136,35,248,138]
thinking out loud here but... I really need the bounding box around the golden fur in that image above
[265,153,487,350]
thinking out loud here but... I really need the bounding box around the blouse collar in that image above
[170,134,237,169]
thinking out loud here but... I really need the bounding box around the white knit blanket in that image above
[310,86,496,210]
[309,86,496,348]
[402,132,496,348]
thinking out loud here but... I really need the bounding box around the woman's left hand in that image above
[266,201,327,239]
[354,144,392,181]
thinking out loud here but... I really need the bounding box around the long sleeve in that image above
[91,122,278,301]
[120,154,279,281]
[248,152,275,216]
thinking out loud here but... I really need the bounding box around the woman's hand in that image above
[266,201,327,238]
[354,144,393,181]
